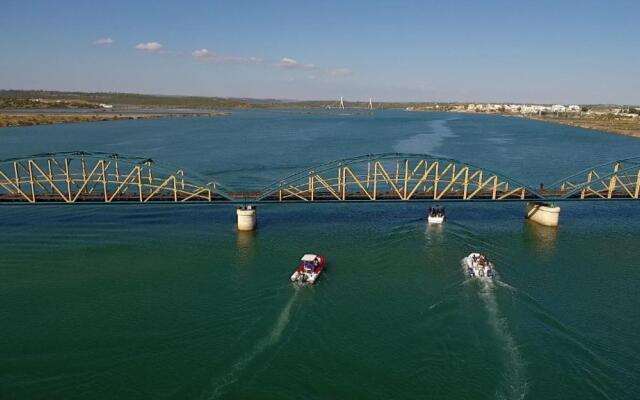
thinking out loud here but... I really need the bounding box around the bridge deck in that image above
[0,190,634,203]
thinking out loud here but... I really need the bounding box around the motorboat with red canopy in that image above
[290,254,325,284]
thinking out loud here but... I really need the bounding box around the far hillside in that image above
[0,90,424,110]
[0,90,263,109]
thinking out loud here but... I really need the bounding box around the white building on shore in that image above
[466,103,582,115]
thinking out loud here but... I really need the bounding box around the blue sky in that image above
[1,0,639,103]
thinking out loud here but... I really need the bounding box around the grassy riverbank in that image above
[526,114,640,137]
[407,104,640,138]
[0,114,125,127]
[0,111,229,128]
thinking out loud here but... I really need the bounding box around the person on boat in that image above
[304,261,314,273]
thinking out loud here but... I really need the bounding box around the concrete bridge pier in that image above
[525,202,560,227]
[237,205,257,231]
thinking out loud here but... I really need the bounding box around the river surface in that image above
[1,110,639,399]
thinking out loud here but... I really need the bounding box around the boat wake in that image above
[427,279,467,311]
[458,256,527,399]
[393,119,457,155]
[502,281,621,398]
[477,279,528,400]
[207,290,300,399]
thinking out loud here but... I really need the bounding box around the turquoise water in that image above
[1,110,639,399]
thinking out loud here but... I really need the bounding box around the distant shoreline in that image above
[1,89,638,137]
[524,114,640,138]
[0,109,229,128]
[406,109,640,138]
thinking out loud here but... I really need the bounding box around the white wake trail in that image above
[208,290,299,399]
[478,280,528,400]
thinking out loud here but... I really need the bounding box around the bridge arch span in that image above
[256,153,545,202]
[551,157,640,200]
[0,151,232,203]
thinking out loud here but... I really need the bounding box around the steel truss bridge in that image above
[0,152,639,204]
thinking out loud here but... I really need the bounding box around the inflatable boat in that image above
[464,253,495,279]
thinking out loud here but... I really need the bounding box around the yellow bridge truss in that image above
[0,152,230,203]
[555,157,640,200]
[1,152,639,203]
[256,154,543,202]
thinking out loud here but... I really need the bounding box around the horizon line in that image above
[0,88,637,107]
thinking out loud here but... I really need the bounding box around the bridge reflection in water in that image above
[0,152,638,203]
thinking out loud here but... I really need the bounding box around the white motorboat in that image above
[428,206,445,224]
[290,254,325,284]
[464,253,495,279]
